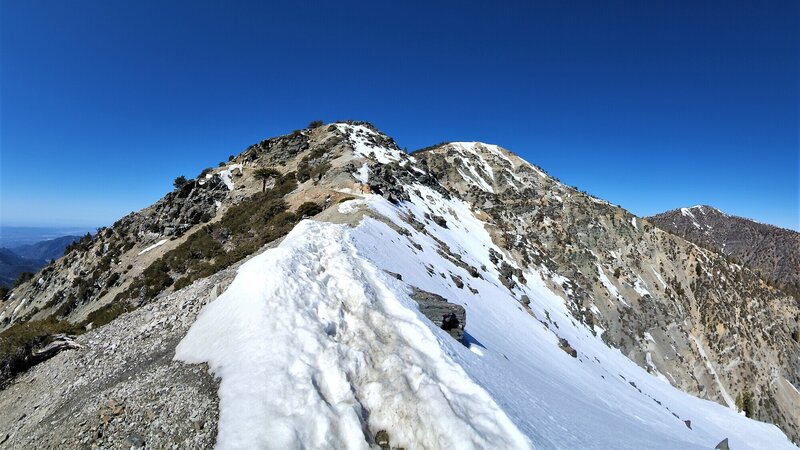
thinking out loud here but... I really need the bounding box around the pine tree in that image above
[736,389,755,418]
[253,168,280,192]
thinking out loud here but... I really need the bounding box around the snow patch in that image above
[137,239,168,256]
[645,352,671,384]
[650,266,668,289]
[336,124,408,164]
[680,207,702,229]
[596,264,629,307]
[633,276,650,297]
[353,163,370,183]
[217,164,243,190]
[338,198,369,215]
[688,334,736,409]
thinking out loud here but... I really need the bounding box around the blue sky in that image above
[2,1,798,230]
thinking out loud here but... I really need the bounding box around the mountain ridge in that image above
[0,121,797,448]
[647,204,800,298]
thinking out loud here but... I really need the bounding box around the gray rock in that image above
[409,287,466,343]
[558,338,578,358]
[126,434,145,448]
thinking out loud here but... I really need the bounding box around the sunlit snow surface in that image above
[177,185,795,449]
[137,239,168,255]
[334,124,408,164]
[176,218,529,450]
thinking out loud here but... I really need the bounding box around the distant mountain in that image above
[0,226,92,248]
[0,236,81,288]
[11,235,82,263]
[647,205,800,297]
[0,248,40,288]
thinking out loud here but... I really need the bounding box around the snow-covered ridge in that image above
[175,219,530,450]
[335,123,411,165]
[177,184,796,449]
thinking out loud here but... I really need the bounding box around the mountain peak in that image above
[682,205,726,216]
[648,204,800,298]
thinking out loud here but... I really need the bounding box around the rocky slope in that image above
[0,122,797,448]
[416,142,800,440]
[648,205,800,298]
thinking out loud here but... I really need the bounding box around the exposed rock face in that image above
[239,130,311,166]
[0,123,797,446]
[647,205,800,298]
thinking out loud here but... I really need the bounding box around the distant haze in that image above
[0,226,94,248]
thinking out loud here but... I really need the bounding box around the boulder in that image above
[410,287,466,343]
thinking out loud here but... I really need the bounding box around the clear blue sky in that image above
[2,1,798,230]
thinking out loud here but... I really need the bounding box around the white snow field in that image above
[177,184,796,448]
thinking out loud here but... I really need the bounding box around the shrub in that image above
[106,272,120,287]
[308,120,324,128]
[115,173,301,304]
[736,390,755,418]
[296,158,311,182]
[82,300,130,328]
[0,317,82,387]
[270,211,297,228]
[13,272,34,288]
[173,276,191,291]
[64,233,93,255]
[297,202,322,217]
[174,175,187,188]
